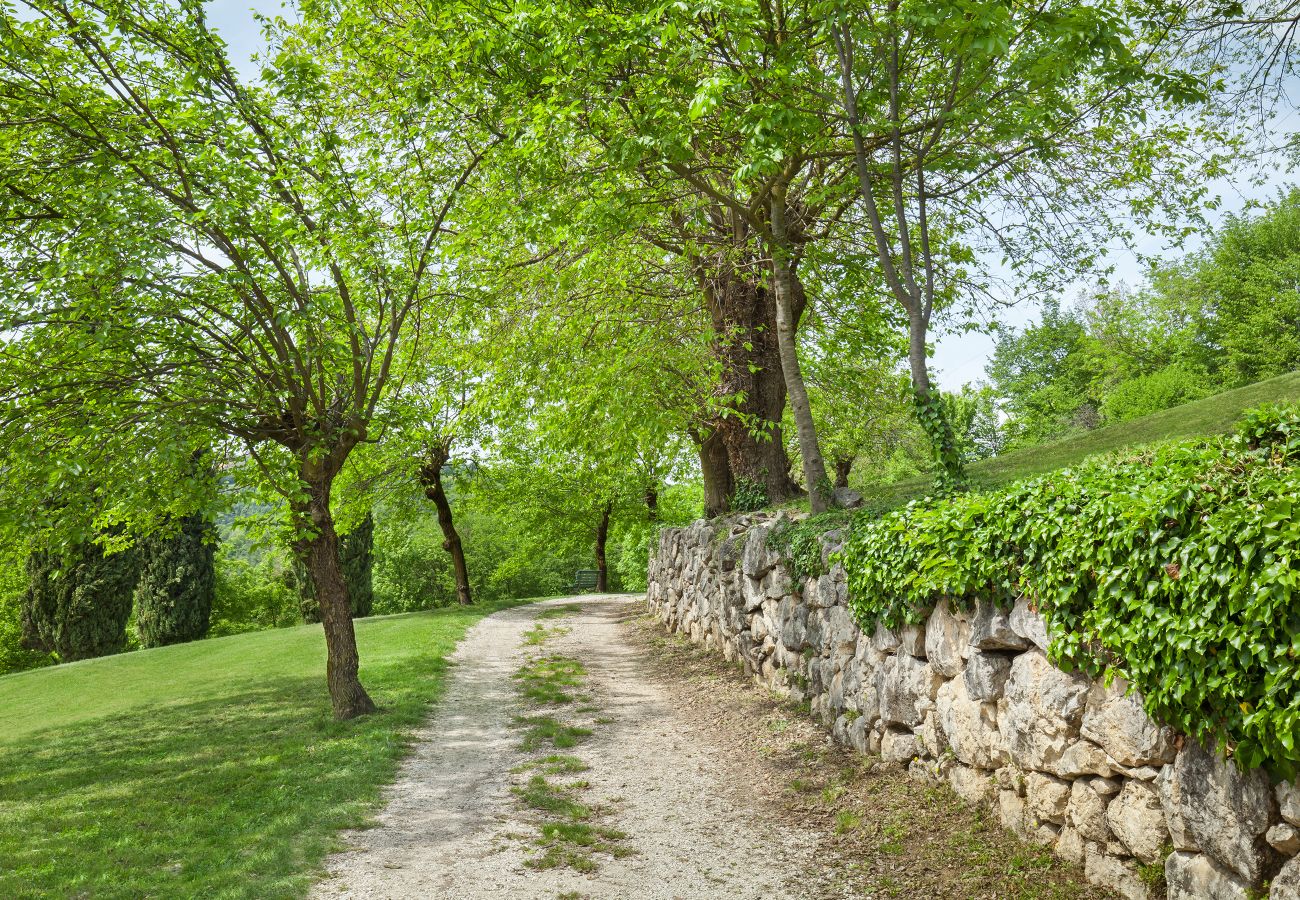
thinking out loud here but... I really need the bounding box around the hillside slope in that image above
[868,369,1300,505]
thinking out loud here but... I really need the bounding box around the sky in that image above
[207,2,1298,391]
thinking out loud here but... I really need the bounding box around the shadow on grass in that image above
[0,657,450,900]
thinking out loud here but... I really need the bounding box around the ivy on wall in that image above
[837,405,1300,777]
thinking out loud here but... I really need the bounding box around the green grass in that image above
[0,601,527,899]
[867,369,1300,507]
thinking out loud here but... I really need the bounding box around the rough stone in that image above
[999,650,1090,774]
[741,526,776,578]
[877,653,943,729]
[924,598,970,678]
[1025,772,1071,825]
[1090,776,1122,797]
[1273,855,1300,900]
[1107,780,1170,865]
[964,649,1012,702]
[1157,739,1273,883]
[871,623,901,653]
[998,789,1028,840]
[824,605,858,657]
[832,486,864,509]
[1267,823,1300,856]
[1085,843,1150,900]
[777,595,808,651]
[1165,851,1252,900]
[898,624,926,657]
[969,597,1031,651]
[1280,781,1300,828]
[948,765,996,806]
[1080,677,1176,768]
[1057,740,1119,778]
[1057,825,1086,866]
[1067,779,1113,844]
[1009,595,1050,651]
[881,728,925,766]
[936,677,1003,769]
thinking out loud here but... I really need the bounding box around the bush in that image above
[839,407,1300,777]
[1101,364,1211,424]
[209,552,299,637]
[134,514,216,648]
[22,542,140,662]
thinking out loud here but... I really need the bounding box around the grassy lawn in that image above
[0,602,525,899]
[865,369,1300,507]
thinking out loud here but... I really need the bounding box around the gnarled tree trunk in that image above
[834,457,853,489]
[694,427,733,519]
[697,253,802,509]
[419,442,473,606]
[295,475,376,721]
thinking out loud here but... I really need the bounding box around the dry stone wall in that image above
[647,514,1300,900]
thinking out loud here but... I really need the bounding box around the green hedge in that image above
[838,405,1300,777]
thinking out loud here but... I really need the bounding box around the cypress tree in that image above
[21,541,139,661]
[298,513,374,622]
[134,513,216,648]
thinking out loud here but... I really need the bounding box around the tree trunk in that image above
[419,445,472,606]
[696,427,733,519]
[645,484,659,522]
[698,253,802,509]
[297,477,377,721]
[595,501,612,593]
[834,457,853,489]
[770,188,832,513]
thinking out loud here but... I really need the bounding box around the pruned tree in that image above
[134,512,217,648]
[0,0,491,718]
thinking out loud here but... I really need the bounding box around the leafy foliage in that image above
[839,407,1300,776]
[22,543,140,662]
[134,514,216,648]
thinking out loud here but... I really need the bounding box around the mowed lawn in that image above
[865,369,1300,507]
[0,602,522,899]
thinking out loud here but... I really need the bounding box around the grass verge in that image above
[0,601,526,899]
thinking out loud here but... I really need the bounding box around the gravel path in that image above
[312,595,815,900]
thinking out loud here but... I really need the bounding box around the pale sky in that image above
[206,1,1297,390]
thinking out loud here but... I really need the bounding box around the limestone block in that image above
[969,597,1031,651]
[948,765,996,806]
[877,653,943,729]
[1057,740,1119,778]
[964,649,1012,702]
[1085,844,1150,900]
[1165,851,1252,900]
[1279,780,1300,828]
[925,598,970,678]
[1157,739,1274,883]
[998,650,1090,774]
[899,623,927,657]
[1080,678,1176,768]
[1107,780,1170,865]
[872,622,901,653]
[741,525,776,578]
[1272,855,1300,900]
[1009,595,1050,651]
[1067,779,1113,844]
[1025,772,1071,825]
[999,789,1029,839]
[881,728,925,766]
[824,605,859,658]
[1057,824,1086,866]
[1267,823,1300,856]
[936,677,1003,769]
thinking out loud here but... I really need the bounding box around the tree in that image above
[134,512,217,648]
[826,0,1235,489]
[0,1,489,718]
[297,514,376,622]
[22,542,140,662]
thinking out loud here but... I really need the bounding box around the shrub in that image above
[22,542,140,662]
[1101,364,1211,424]
[209,552,299,637]
[839,407,1300,777]
[134,513,216,648]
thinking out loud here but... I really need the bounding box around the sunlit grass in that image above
[0,602,527,899]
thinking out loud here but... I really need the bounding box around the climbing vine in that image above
[837,406,1300,777]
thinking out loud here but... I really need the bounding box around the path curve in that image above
[312,595,815,900]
